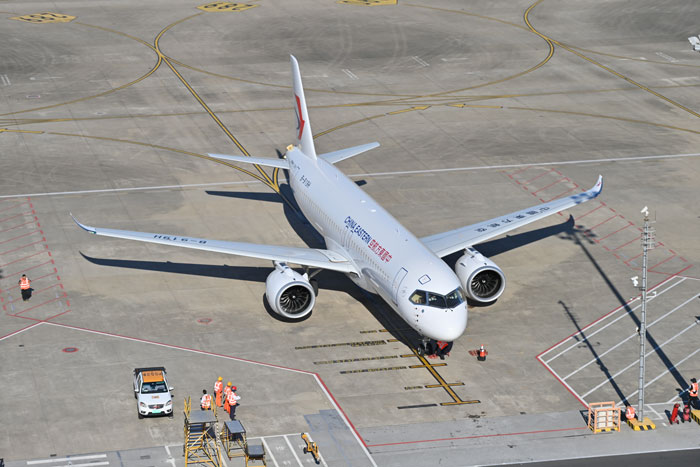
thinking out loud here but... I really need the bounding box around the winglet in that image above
[290,55,317,159]
[70,213,97,234]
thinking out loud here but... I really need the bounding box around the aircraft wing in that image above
[71,215,358,274]
[421,176,603,258]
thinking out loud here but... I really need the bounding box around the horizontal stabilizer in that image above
[319,142,380,164]
[208,153,290,169]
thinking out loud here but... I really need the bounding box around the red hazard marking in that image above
[523,169,553,185]
[613,236,639,251]
[0,201,30,214]
[544,185,579,202]
[596,223,634,242]
[532,177,567,195]
[0,238,46,256]
[11,293,67,316]
[197,318,213,324]
[587,214,617,231]
[0,229,41,245]
[62,347,78,353]
[0,250,48,268]
[648,255,676,272]
[9,259,55,277]
[295,95,305,140]
[0,219,38,234]
[574,202,605,221]
[0,211,35,224]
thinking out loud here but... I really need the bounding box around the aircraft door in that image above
[392,267,408,304]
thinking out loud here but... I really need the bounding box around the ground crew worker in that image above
[18,274,31,301]
[226,386,240,420]
[223,381,233,414]
[625,404,636,421]
[200,389,212,410]
[436,341,453,360]
[689,378,698,409]
[214,376,224,407]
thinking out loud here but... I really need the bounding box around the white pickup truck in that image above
[133,367,174,418]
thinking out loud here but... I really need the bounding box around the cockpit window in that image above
[410,290,427,305]
[446,287,466,308]
[428,292,446,308]
[410,287,465,309]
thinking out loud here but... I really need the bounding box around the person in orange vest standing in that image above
[226,386,240,420]
[200,389,212,410]
[214,377,224,407]
[689,378,698,409]
[223,381,233,414]
[625,404,636,421]
[18,274,32,301]
[435,341,453,360]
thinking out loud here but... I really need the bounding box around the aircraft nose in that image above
[417,303,468,342]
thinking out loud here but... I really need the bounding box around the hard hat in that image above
[227,381,232,386]
[232,386,237,391]
[217,376,223,381]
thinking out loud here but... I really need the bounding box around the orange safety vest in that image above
[626,406,636,419]
[214,381,223,393]
[227,391,238,406]
[437,341,448,350]
[690,382,698,397]
[201,394,212,409]
[224,386,232,398]
[19,277,30,290]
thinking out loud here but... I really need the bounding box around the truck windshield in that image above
[142,381,168,393]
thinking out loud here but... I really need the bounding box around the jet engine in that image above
[265,263,316,319]
[455,248,506,303]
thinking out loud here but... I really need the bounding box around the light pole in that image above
[637,206,655,422]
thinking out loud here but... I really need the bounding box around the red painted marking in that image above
[0,229,41,245]
[366,426,587,447]
[648,255,676,272]
[0,219,38,234]
[602,245,610,251]
[597,223,633,242]
[0,250,48,268]
[574,203,605,221]
[613,236,640,251]
[5,283,61,304]
[0,238,46,256]
[8,259,55,277]
[2,270,60,290]
[532,177,567,195]
[587,214,617,231]
[12,294,67,316]
[0,201,29,214]
[0,211,35,224]
[669,249,676,255]
[0,322,41,341]
[544,185,579,202]
[523,169,553,185]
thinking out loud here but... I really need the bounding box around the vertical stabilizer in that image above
[290,55,317,159]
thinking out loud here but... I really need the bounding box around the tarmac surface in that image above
[1,0,700,465]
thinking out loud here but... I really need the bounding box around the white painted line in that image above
[304,433,328,467]
[163,445,176,467]
[0,322,43,342]
[538,356,589,406]
[440,57,469,62]
[544,277,685,363]
[51,463,109,467]
[1,74,10,86]
[283,435,305,467]
[583,317,700,398]
[629,346,700,405]
[27,454,108,465]
[3,152,700,200]
[411,56,430,67]
[562,283,693,380]
[342,69,358,80]
[260,437,279,467]
[655,51,678,62]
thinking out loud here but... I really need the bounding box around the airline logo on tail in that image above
[295,95,305,140]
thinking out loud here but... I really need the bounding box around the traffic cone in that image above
[477,344,486,361]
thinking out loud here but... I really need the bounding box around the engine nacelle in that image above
[455,248,506,303]
[265,263,316,319]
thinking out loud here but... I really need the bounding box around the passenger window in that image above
[409,290,426,305]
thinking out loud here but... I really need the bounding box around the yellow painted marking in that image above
[0,129,44,134]
[409,363,447,368]
[340,366,406,374]
[11,12,75,23]
[197,2,259,12]
[425,383,464,388]
[441,400,480,406]
[338,0,396,6]
[448,104,502,109]
[387,106,430,115]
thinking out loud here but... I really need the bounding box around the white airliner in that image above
[73,55,602,348]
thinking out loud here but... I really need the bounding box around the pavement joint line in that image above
[561,281,695,380]
[583,316,700,399]
[2,151,700,200]
[365,426,587,448]
[543,276,686,363]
